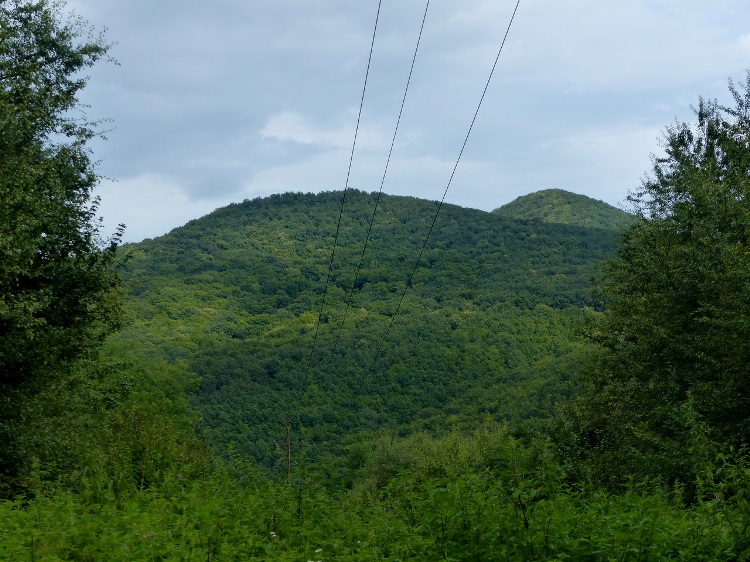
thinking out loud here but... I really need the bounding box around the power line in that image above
[331,0,432,357]
[371,0,522,368]
[310,0,383,358]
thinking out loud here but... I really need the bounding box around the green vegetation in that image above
[112,189,618,469]
[2,1,750,559]
[0,0,207,502]
[560,74,750,490]
[0,0,124,490]
[494,188,636,230]
[3,426,749,560]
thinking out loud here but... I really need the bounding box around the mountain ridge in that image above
[493,188,635,230]
[113,189,625,466]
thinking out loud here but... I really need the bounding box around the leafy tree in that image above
[562,71,750,487]
[0,0,122,481]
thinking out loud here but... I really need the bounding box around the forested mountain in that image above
[493,188,636,230]
[113,189,629,469]
[6,2,750,557]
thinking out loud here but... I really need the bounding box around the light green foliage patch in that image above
[493,188,636,231]
[0,427,744,560]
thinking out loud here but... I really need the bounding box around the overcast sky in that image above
[67,0,750,242]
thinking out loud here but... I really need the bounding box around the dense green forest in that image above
[3,1,750,559]
[492,188,637,230]
[112,188,623,470]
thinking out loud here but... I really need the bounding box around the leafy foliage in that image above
[0,426,744,560]
[560,72,750,489]
[0,0,123,485]
[493,188,636,230]
[113,189,629,469]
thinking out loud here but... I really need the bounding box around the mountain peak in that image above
[492,189,634,230]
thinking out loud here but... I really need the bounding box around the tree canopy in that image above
[109,188,630,469]
[493,188,636,231]
[563,72,750,487]
[0,0,122,479]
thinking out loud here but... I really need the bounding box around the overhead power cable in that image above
[371,0,522,368]
[310,0,383,358]
[330,0,432,357]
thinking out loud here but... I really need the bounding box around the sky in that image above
[66,0,750,243]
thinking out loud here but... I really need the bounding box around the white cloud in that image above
[739,33,750,57]
[260,111,390,152]
[260,112,351,148]
[95,175,236,243]
[545,125,662,159]
[71,0,750,240]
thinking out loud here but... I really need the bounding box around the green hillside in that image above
[7,4,750,557]
[114,189,620,469]
[493,188,636,230]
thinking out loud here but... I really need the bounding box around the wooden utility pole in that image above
[273,419,303,484]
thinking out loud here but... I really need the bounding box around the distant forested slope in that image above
[493,188,636,230]
[114,190,629,468]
